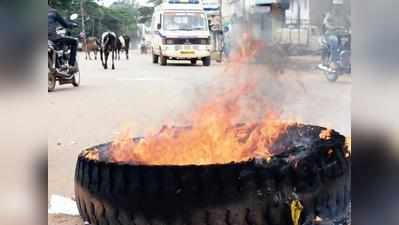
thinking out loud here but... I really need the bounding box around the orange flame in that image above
[110,33,290,165]
[83,148,99,161]
[319,128,333,140]
[110,113,288,165]
[224,32,266,74]
[345,136,351,158]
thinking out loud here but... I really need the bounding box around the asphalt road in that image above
[48,51,351,224]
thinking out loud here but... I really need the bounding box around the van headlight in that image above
[162,38,174,45]
[162,38,175,45]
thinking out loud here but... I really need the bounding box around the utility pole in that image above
[80,0,86,44]
[219,0,223,62]
[242,0,246,22]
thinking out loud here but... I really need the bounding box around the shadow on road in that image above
[48,85,90,93]
[163,61,203,67]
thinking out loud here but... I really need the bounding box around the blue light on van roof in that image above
[168,0,200,4]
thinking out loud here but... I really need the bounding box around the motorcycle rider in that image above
[48,5,79,74]
[322,5,350,69]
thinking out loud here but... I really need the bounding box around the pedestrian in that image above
[48,5,79,74]
[322,5,350,69]
[223,25,232,59]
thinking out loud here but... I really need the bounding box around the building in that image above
[285,0,350,28]
[222,0,350,50]
[279,0,350,48]
[202,0,223,52]
[221,0,289,42]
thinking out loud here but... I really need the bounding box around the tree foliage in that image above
[48,0,140,38]
[48,0,73,15]
[137,6,154,24]
[148,0,162,7]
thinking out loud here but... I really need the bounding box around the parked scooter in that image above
[48,14,80,92]
[318,28,351,82]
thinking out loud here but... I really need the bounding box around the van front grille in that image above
[165,38,209,45]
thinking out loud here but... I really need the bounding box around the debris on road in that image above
[48,195,79,216]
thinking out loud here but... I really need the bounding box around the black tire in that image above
[160,54,167,66]
[75,125,350,225]
[152,53,159,64]
[48,72,56,92]
[202,56,211,66]
[72,71,80,87]
[72,62,80,87]
[48,56,56,92]
[190,59,197,65]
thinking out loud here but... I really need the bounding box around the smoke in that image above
[163,1,351,139]
[180,8,298,125]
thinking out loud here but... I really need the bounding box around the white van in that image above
[150,0,212,66]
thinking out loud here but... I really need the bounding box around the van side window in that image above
[151,15,156,32]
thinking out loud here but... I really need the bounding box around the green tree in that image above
[49,0,141,38]
[148,0,162,7]
[137,6,154,24]
[48,0,73,15]
[109,1,139,35]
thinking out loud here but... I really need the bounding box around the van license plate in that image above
[181,51,195,54]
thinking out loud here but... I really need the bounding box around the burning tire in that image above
[75,124,350,225]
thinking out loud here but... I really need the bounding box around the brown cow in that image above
[84,37,99,60]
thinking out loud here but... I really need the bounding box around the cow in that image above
[84,37,99,60]
[116,35,130,60]
[100,32,117,70]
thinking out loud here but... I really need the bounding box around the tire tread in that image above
[74,125,350,225]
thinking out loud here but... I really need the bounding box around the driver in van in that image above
[48,5,79,74]
[164,15,179,30]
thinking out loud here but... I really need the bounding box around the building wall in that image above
[222,0,240,19]
[283,0,350,28]
[310,0,351,28]
[285,0,310,25]
[309,0,332,28]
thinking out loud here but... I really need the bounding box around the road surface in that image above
[48,51,351,224]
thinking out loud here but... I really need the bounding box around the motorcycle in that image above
[48,14,80,92]
[318,28,351,82]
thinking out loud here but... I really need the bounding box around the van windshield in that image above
[163,12,207,31]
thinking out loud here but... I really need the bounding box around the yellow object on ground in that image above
[290,199,303,225]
